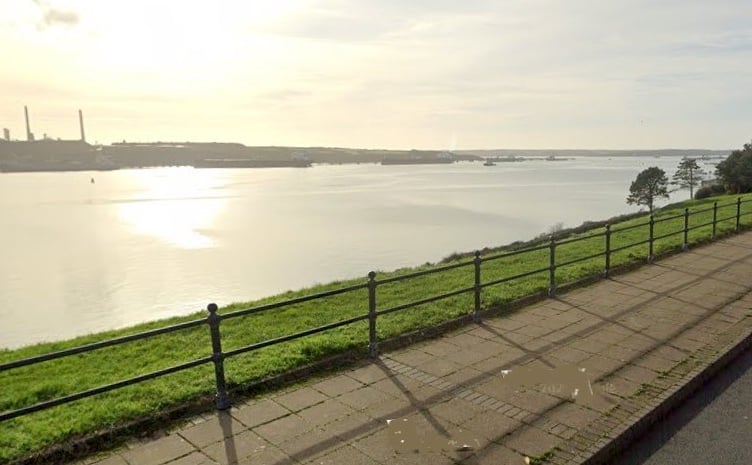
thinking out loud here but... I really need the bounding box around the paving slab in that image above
[71,232,752,465]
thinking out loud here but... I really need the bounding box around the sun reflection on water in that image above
[117,168,226,249]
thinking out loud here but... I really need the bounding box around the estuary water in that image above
[0,156,712,348]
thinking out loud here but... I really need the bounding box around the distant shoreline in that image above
[0,139,731,173]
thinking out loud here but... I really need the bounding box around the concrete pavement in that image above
[72,233,752,465]
[602,341,752,465]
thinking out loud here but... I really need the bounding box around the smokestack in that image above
[24,106,32,141]
[3,128,9,141]
[79,109,85,142]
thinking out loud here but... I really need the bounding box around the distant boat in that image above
[483,160,496,166]
[544,155,571,162]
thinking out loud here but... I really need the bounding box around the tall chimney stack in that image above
[79,109,85,142]
[24,105,33,141]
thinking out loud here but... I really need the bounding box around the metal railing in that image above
[1,197,751,422]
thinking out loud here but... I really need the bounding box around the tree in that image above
[716,141,752,194]
[671,157,704,199]
[627,167,669,213]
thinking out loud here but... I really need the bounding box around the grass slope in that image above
[1,193,751,462]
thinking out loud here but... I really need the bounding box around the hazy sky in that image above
[1,0,751,149]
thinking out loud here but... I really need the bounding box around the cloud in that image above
[42,8,78,26]
[32,0,79,28]
[254,8,399,42]
[673,32,752,55]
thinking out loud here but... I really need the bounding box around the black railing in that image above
[1,197,751,423]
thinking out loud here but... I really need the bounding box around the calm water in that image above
[0,157,710,348]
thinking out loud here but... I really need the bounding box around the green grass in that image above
[1,193,752,462]
[528,450,555,464]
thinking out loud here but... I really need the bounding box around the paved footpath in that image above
[73,233,752,465]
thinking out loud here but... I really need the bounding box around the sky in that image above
[1,0,751,150]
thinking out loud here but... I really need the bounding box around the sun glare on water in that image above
[117,168,227,249]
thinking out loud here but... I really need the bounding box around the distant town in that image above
[0,107,731,173]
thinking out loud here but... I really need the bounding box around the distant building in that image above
[79,109,86,142]
[24,105,33,141]
[2,128,8,141]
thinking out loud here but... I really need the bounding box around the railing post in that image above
[604,224,611,277]
[367,271,378,357]
[207,303,230,410]
[648,214,654,262]
[682,207,689,250]
[473,251,481,322]
[548,236,556,297]
[712,201,718,240]
[736,197,742,232]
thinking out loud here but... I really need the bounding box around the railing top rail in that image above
[0,318,206,373]
[221,282,368,321]
[376,259,474,285]
[482,242,550,262]
[653,212,684,223]
[556,250,606,268]
[717,199,741,209]
[690,205,715,215]
[555,231,606,246]
[611,219,650,233]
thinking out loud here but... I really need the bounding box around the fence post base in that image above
[367,271,378,358]
[207,303,230,411]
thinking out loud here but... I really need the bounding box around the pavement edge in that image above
[576,322,752,465]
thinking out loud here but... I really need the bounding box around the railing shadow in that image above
[218,410,238,465]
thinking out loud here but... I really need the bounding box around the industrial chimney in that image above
[79,109,85,142]
[2,128,9,141]
[24,106,34,141]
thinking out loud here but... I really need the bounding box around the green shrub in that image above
[695,184,726,199]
